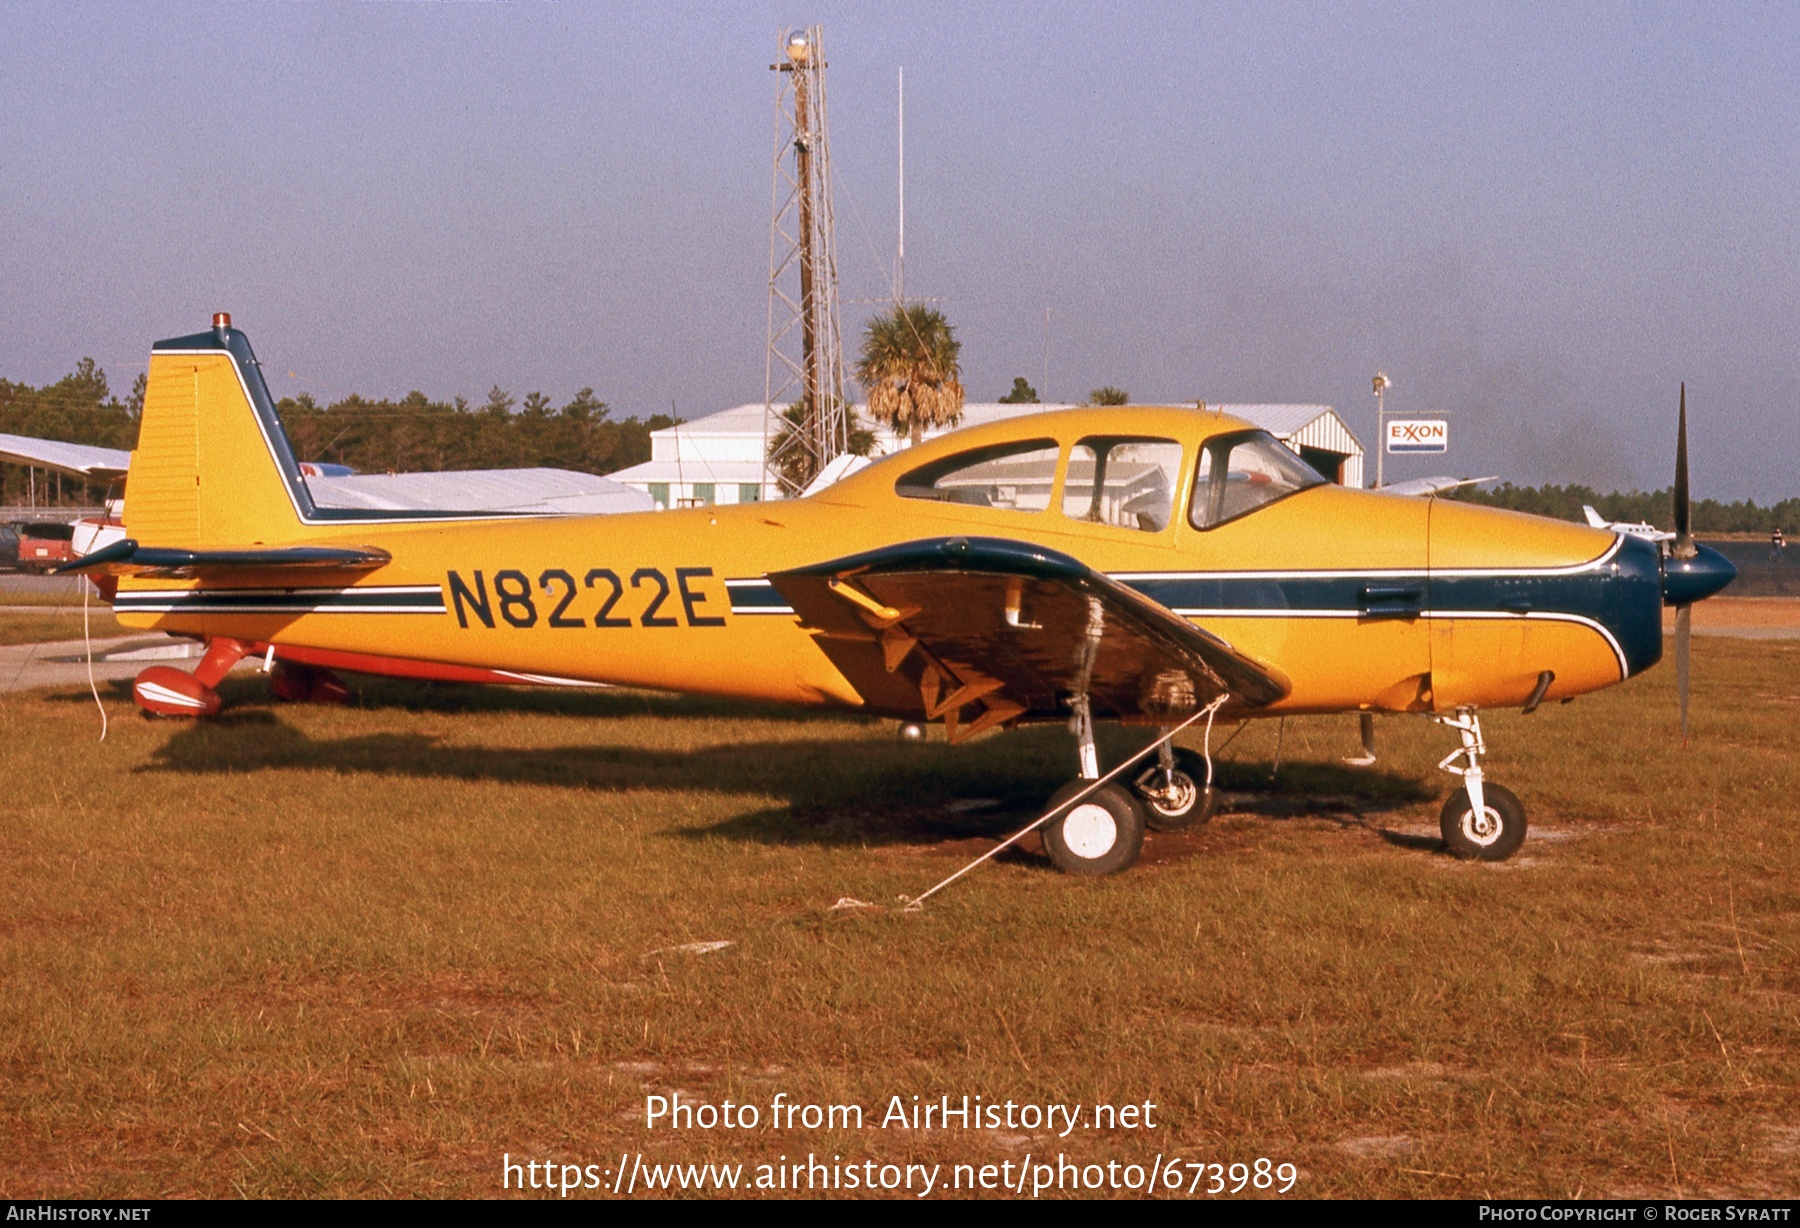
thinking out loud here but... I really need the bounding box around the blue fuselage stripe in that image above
[726,579,795,614]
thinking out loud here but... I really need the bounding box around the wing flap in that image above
[770,536,1288,733]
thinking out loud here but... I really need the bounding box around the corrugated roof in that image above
[607,459,774,484]
[307,468,653,515]
[1221,404,1337,436]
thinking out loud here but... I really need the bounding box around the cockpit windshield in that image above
[1189,430,1327,530]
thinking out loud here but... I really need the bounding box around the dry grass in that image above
[0,639,1795,1199]
[0,589,95,608]
[0,608,124,646]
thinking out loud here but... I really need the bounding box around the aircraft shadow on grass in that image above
[139,712,1440,854]
[269,675,878,723]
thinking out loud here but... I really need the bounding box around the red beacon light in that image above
[213,311,231,343]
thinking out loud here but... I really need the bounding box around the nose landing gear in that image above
[1431,708,1528,861]
[1440,782,1527,860]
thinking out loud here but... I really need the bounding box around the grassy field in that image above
[0,586,97,608]
[0,639,1795,1199]
[0,607,124,646]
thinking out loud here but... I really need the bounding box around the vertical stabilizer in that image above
[126,317,311,548]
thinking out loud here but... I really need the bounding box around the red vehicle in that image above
[14,522,77,572]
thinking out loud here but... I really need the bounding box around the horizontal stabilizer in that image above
[55,538,390,578]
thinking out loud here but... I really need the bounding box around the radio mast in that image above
[763,26,849,496]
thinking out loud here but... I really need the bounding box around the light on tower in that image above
[786,30,811,63]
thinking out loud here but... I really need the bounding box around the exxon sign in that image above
[1386,418,1448,454]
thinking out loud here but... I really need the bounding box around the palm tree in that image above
[855,304,965,446]
[1086,386,1129,406]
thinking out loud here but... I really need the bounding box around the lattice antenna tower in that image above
[763,25,850,496]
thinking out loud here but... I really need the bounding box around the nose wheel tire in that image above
[1133,747,1220,832]
[1041,781,1147,876]
[1439,783,1527,862]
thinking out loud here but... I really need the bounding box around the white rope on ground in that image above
[904,697,1228,911]
[83,578,108,741]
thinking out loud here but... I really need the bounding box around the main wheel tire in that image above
[1439,782,1527,862]
[1134,747,1221,832]
[1041,781,1147,876]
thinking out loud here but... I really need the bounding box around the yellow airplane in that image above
[68,316,1736,874]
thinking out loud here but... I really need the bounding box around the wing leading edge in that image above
[770,536,1289,740]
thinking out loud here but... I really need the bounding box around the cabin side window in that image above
[895,439,1062,511]
[1188,430,1328,530]
[1061,437,1184,533]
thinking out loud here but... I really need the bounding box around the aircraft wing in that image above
[769,536,1289,740]
[1381,474,1499,497]
[0,432,132,482]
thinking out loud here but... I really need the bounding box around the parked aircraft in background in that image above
[64,317,1736,874]
[1583,505,1675,544]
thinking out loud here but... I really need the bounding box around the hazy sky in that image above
[3,2,1796,497]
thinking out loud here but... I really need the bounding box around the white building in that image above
[608,401,1363,508]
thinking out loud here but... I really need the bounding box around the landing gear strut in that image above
[1042,694,1148,875]
[1040,694,1229,875]
[1431,708,1528,861]
[1133,742,1220,831]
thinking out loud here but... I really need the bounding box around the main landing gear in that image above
[1040,696,1147,876]
[1040,778,1146,877]
[1431,708,1528,861]
[1039,697,1225,876]
[1134,743,1221,832]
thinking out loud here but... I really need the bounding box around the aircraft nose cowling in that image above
[1663,542,1736,606]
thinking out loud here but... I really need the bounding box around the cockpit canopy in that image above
[893,427,1325,533]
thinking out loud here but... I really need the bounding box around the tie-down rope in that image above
[904,694,1229,910]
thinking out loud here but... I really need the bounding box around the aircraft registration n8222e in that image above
[69,317,1736,875]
